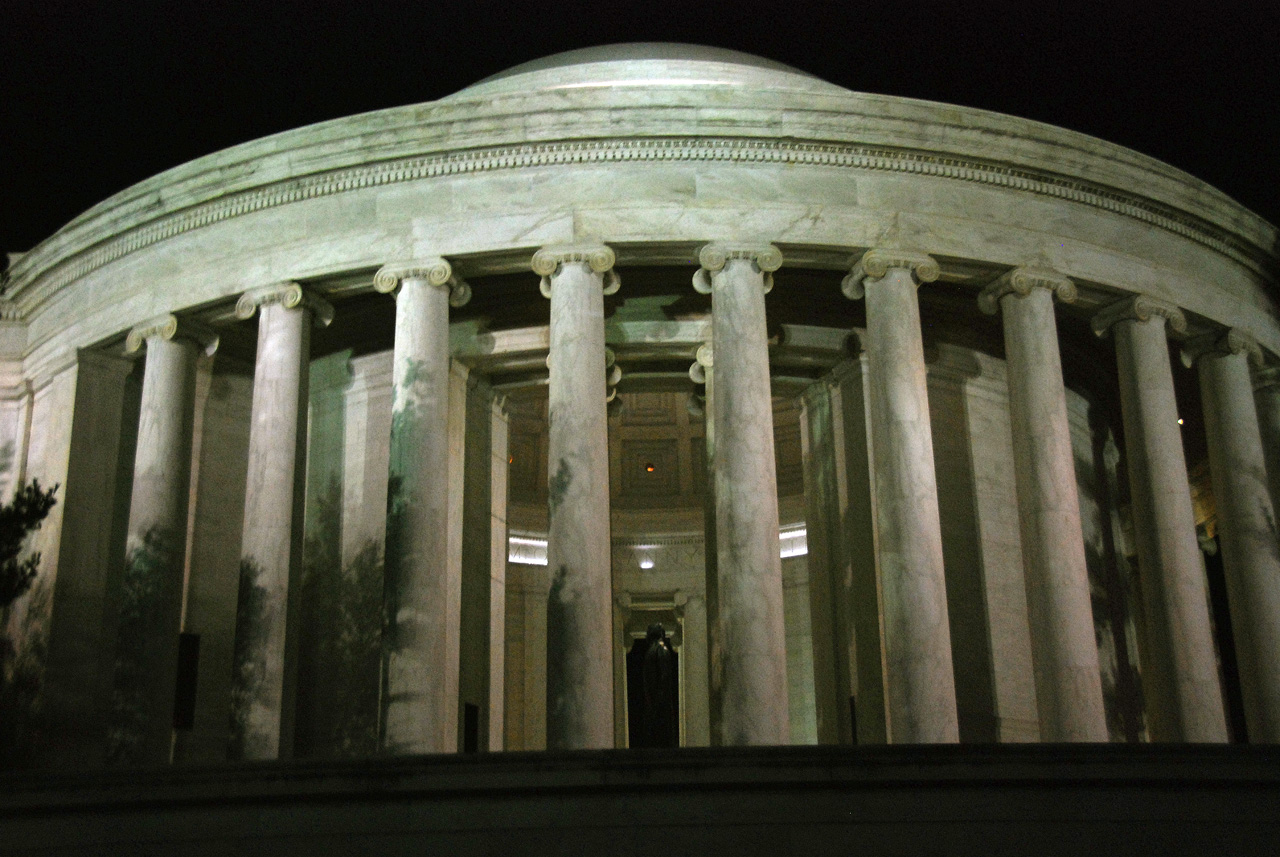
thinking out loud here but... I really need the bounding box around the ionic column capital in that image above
[841,249,939,300]
[125,313,220,356]
[533,243,619,298]
[235,282,335,327]
[977,267,1078,316]
[374,258,472,307]
[604,347,622,403]
[692,243,782,294]
[1181,327,1264,368]
[688,342,714,384]
[1090,294,1186,338]
[1253,365,1280,391]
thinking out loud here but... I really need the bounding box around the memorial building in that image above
[2,42,1279,849]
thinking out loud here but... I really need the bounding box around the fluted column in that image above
[230,282,333,760]
[1184,329,1280,742]
[842,249,958,743]
[979,268,1108,741]
[108,315,217,764]
[1092,296,1226,741]
[693,242,789,745]
[374,259,472,754]
[533,243,618,750]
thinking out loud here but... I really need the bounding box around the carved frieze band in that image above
[9,136,1268,318]
[841,249,939,300]
[1181,327,1264,368]
[1090,294,1187,338]
[532,243,620,298]
[374,258,472,307]
[692,243,782,294]
[234,282,335,327]
[124,313,220,355]
[977,266,1078,315]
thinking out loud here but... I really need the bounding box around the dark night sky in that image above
[3,0,1278,261]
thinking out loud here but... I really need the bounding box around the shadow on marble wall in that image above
[0,579,49,768]
[1080,402,1146,742]
[294,476,381,758]
[107,525,181,765]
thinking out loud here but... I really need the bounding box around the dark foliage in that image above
[0,480,59,610]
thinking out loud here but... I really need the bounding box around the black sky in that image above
[3,0,1278,259]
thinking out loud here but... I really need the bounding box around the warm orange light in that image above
[645,463,655,472]
[509,456,514,463]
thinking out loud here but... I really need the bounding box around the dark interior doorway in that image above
[626,634,680,748]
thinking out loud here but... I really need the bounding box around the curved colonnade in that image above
[2,47,1279,767]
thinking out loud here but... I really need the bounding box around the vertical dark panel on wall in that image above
[172,633,200,731]
[1202,538,1248,743]
[463,703,480,753]
[459,377,495,752]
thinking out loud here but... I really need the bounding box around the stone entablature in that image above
[5,49,1277,373]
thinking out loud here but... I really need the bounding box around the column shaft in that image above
[541,251,614,750]
[708,253,789,745]
[1254,370,1280,519]
[846,251,958,743]
[231,292,316,759]
[110,323,201,764]
[801,378,855,745]
[1109,311,1226,741]
[382,276,454,753]
[1197,344,1280,742]
[989,277,1108,741]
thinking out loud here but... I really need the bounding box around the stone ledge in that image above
[2,746,1277,854]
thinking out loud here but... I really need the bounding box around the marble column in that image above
[533,243,617,750]
[693,242,790,745]
[230,282,333,760]
[373,259,471,755]
[108,315,216,764]
[690,342,723,744]
[979,268,1108,742]
[842,249,959,743]
[1092,296,1227,742]
[1184,329,1280,742]
[800,377,855,745]
[1253,367,1280,518]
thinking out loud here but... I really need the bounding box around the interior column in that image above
[842,249,959,743]
[1092,296,1227,741]
[229,282,332,760]
[693,242,790,745]
[979,268,1108,741]
[534,243,617,750]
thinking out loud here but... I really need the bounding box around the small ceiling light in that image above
[645,463,655,473]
